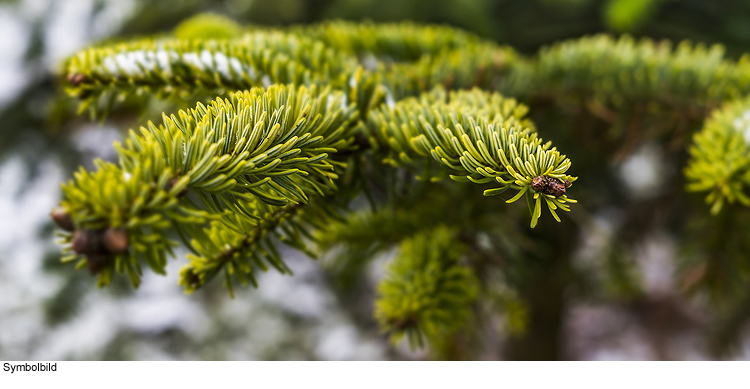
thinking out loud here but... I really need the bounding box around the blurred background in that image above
[3,0,750,360]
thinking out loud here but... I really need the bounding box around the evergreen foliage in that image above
[57,85,358,289]
[686,98,750,214]
[51,12,750,356]
[367,87,575,227]
[375,226,478,349]
[63,31,356,115]
[298,20,478,61]
[533,34,750,110]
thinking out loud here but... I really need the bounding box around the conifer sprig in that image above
[534,34,750,110]
[55,85,358,287]
[380,43,521,100]
[63,31,356,114]
[686,97,750,214]
[367,88,576,227]
[375,226,478,349]
[298,20,479,62]
[179,196,341,295]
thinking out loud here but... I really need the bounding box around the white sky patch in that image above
[635,232,676,296]
[618,144,664,199]
[72,124,123,163]
[43,0,93,65]
[0,157,64,291]
[122,295,210,337]
[90,0,136,39]
[0,8,31,108]
[257,253,335,319]
[0,156,68,359]
[315,321,384,360]
[32,294,122,360]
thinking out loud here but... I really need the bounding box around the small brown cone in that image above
[50,208,74,231]
[71,229,105,255]
[531,176,549,192]
[104,228,129,254]
[545,179,567,197]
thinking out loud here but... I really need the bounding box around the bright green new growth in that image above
[375,226,478,349]
[367,87,576,227]
[686,97,750,214]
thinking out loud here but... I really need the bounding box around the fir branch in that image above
[179,197,340,295]
[298,20,479,62]
[375,226,478,349]
[533,34,750,110]
[367,87,577,227]
[386,43,523,99]
[54,85,359,287]
[61,31,357,115]
[686,97,750,214]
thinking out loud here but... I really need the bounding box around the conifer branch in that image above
[367,87,577,227]
[534,34,750,110]
[54,85,358,287]
[62,32,356,115]
[375,226,478,349]
[46,14,750,358]
[179,196,341,295]
[686,97,750,214]
[380,43,522,100]
[298,20,479,62]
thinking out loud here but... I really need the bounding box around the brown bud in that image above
[50,208,74,232]
[67,73,87,86]
[86,254,110,275]
[71,229,105,255]
[563,179,572,188]
[544,179,567,197]
[104,227,129,254]
[531,176,549,192]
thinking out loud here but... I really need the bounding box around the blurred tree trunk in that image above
[504,222,575,360]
